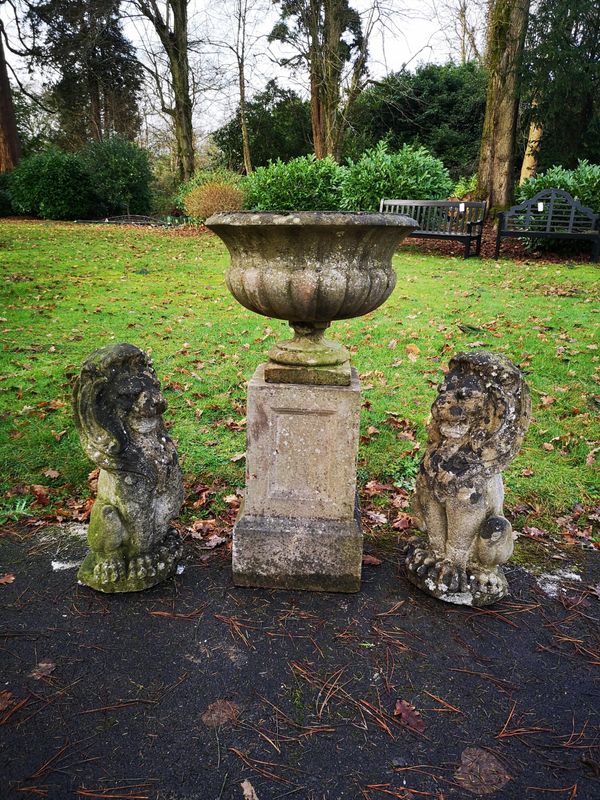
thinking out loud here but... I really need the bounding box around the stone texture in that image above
[405,351,531,606]
[73,343,184,592]
[204,211,418,385]
[233,364,363,592]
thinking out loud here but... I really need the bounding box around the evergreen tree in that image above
[522,0,600,175]
[27,0,142,149]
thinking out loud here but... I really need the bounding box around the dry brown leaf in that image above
[230,452,246,462]
[29,660,56,680]
[241,779,260,800]
[43,468,60,479]
[362,554,383,566]
[0,690,13,711]
[393,699,425,733]
[0,573,16,585]
[454,747,511,795]
[201,699,240,727]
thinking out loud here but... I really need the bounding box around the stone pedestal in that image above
[233,364,362,592]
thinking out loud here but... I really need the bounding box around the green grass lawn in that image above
[0,220,598,543]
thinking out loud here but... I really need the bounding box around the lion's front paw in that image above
[468,567,508,604]
[93,555,126,586]
[128,554,157,581]
[406,549,468,594]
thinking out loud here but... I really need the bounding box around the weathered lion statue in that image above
[73,343,184,592]
[406,351,531,606]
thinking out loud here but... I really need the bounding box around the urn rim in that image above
[205,210,419,229]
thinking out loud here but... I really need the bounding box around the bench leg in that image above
[592,239,600,264]
[494,230,502,260]
[475,234,482,257]
[463,239,471,259]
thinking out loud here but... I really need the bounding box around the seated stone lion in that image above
[73,343,184,592]
[405,351,531,606]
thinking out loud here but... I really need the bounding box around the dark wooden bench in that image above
[380,199,486,259]
[495,189,600,262]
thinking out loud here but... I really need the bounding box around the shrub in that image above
[9,149,95,220]
[184,182,245,220]
[81,136,153,215]
[0,173,13,216]
[176,167,242,210]
[340,142,453,211]
[453,174,478,198]
[517,160,600,212]
[244,154,343,211]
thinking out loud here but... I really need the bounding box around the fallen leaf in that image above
[393,699,425,733]
[29,660,56,680]
[43,468,60,479]
[200,534,227,550]
[230,452,246,462]
[454,747,511,795]
[366,511,387,525]
[405,343,420,362]
[366,426,380,437]
[0,573,16,585]
[540,395,556,407]
[362,554,383,566]
[521,468,534,477]
[223,494,240,506]
[364,480,393,496]
[541,443,554,451]
[241,779,260,800]
[392,513,413,530]
[31,485,50,506]
[201,699,240,727]
[51,429,67,441]
[523,526,546,538]
[0,690,13,711]
[388,338,398,349]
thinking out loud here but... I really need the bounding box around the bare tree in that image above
[204,0,268,174]
[476,0,530,211]
[431,0,487,64]
[127,0,195,180]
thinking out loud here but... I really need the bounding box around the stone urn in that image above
[205,210,418,592]
[205,211,418,385]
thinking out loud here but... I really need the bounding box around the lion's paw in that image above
[468,567,508,604]
[128,554,157,581]
[93,555,126,585]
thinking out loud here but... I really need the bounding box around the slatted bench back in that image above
[503,189,599,234]
[380,199,486,234]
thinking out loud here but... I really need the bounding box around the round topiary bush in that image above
[80,136,153,215]
[340,142,453,211]
[184,182,245,220]
[243,154,343,211]
[9,150,95,220]
[176,167,242,211]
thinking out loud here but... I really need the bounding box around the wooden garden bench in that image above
[495,189,600,262]
[380,198,486,259]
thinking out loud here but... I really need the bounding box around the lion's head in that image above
[73,343,167,478]
[421,351,531,499]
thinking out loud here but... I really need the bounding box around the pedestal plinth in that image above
[233,364,362,592]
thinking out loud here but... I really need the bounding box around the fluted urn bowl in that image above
[205,211,418,384]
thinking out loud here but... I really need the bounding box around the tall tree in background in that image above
[521,0,600,179]
[476,0,530,210]
[0,20,21,171]
[128,0,195,180]
[269,0,374,160]
[27,0,142,149]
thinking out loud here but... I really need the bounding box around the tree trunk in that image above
[0,31,21,172]
[477,0,530,211]
[134,0,194,181]
[238,57,252,174]
[519,111,543,184]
